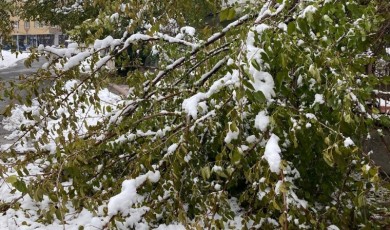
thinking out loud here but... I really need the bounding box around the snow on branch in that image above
[123,33,197,49]
[195,57,229,86]
[254,0,286,24]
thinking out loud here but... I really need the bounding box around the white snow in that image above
[93,35,120,50]
[255,0,286,23]
[182,70,239,119]
[1,80,123,153]
[0,50,30,69]
[255,1,272,23]
[166,143,179,155]
[327,225,340,230]
[305,113,317,120]
[212,165,223,172]
[277,22,287,31]
[250,70,275,101]
[255,24,270,33]
[224,122,240,144]
[155,223,186,230]
[180,26,196,36]
[108,170,160,216]
[245,25,275,102]
[263,134,282,174]
[343,137,355,147]
[274,180,283,195]
[246,135,257,143]
[63,51,93,71]
[299,5,317,18]
[297,39,305,46]
[182,93,207,119]
[314,94,325,105]
[255,111,270,132]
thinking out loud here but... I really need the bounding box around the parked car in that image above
[1,44,11,50]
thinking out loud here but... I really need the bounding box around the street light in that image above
[14,19,20,52]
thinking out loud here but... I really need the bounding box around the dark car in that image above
[1,44,11,50]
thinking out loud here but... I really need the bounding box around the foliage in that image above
[0,0,389,229]
[0,0,14,45]
[17,0,101,31]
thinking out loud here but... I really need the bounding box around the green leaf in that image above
[49,193,59,202]
[379,115,390,128]
[357,192,366,207]
[279,212,287,226]
[214,170,228,178]
[5,175,18,184]
[227,8,236,21]
[276,71,288,91]
[201,166,211,180]
[34,188,44,202]
[287,22,296,35]
[323,149,334,167]
[55,208,63,221]
[14,180,28,193]
[252,91,267,104]
[272,199,281,211]
[279,53,287,68]
[344,113,352,123]
[242,79,255,91]
[231,150,241,164]
[251,59,261,71]
[219,9,227,21]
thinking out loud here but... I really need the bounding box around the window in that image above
[24,21,30,29]
[34,21,43,28]
[13,21,19,29]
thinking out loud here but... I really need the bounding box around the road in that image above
[0,56,46,145]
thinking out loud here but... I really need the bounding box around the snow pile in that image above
[314,94,325,105]
[250,70,275,101]
[255,111,270,132]
[0,50,30,69]
[263,134,282,174]
[344,137,355,147]
[155,224,186,230]
[0,158,101,230]
[108,170,160,216]
[107,170,161,228]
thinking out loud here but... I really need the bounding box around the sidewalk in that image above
[107,83,130,96]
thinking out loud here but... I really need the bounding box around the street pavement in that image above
[0,56,46,145]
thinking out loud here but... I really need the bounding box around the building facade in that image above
[10,16,67,49]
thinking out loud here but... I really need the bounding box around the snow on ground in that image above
[0,50,30,69]
[1,80,124,153]
[0,80,126,229]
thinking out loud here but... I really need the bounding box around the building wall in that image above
[10,16,66,47]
